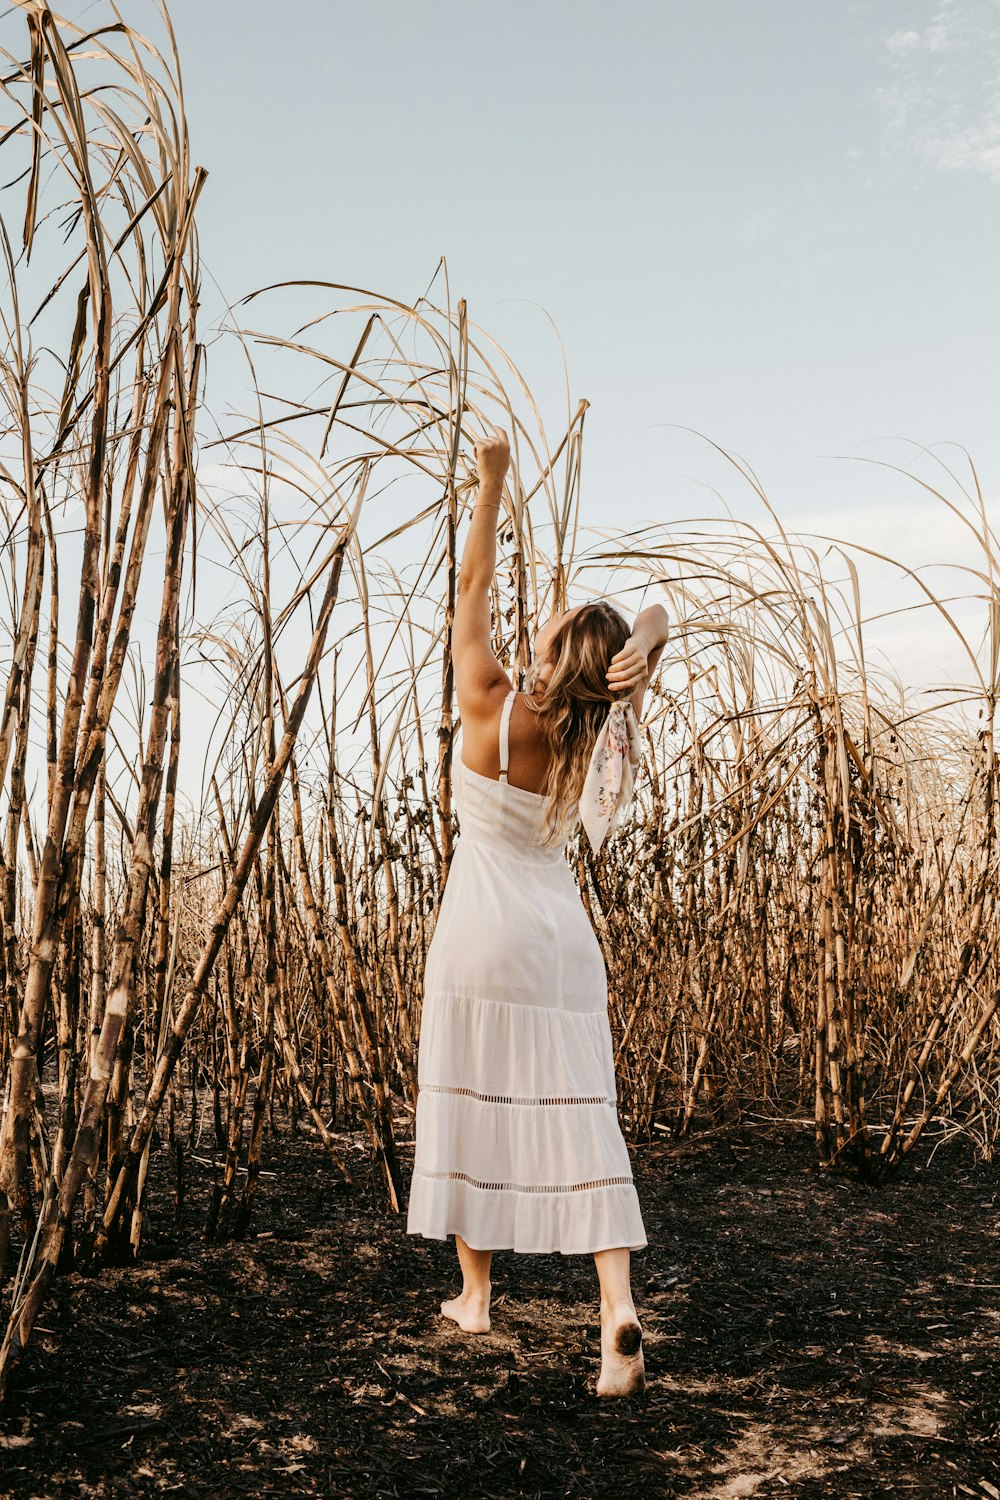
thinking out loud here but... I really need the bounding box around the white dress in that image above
[406,688,647,1255]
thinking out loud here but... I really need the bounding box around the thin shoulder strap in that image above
[498,689,516,784]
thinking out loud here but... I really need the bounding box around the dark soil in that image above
[2,1121,1000,1499]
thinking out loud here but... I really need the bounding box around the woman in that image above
[406,425,669,1398]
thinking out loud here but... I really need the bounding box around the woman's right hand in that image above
[473,426,510,485]
[606,636,649,696]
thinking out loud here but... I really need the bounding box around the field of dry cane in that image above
[0,0,997,1462]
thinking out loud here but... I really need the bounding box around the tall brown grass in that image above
[0,0,996,1402]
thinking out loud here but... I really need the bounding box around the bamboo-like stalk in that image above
[91,524,356,1249]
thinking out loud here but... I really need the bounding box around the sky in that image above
[162,0,1000,470]
[8,0,994,720]
[159,0,1000,696]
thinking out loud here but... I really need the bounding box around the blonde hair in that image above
[524,602,634,845]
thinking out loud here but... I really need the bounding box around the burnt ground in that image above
[2,1121,1000,1499]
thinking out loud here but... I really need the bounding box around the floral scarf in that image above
[579,698,642,853]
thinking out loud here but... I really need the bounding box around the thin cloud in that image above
[877,0,1000,181]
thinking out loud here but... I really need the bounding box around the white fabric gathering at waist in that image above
[453,831,569,868]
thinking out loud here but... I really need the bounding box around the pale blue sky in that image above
[169,0,1000,532]
[9,0,986,714]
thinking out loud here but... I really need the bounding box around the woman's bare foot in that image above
[597,1302,645,1397]
[440,1285,491,1334]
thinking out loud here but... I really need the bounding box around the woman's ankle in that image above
[601,1296,638,1322]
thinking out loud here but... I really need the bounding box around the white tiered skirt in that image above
[406,835,646,1255]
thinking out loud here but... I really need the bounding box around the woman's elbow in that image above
[457,567,490,597]
[648,603,670,643]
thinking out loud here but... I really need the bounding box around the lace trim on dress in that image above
[422,1084,611,1107]
[414,1166,633,1194]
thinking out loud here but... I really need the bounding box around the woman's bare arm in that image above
[451,427,513,723]
[606,603,670,717]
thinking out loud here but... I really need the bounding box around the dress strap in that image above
[498,689,516,784]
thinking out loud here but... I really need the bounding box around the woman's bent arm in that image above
[607,603,670,717]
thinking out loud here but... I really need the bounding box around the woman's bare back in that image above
[459,689,553,796]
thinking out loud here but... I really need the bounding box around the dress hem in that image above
[406,1171,647,1257]
[406,1226,648,1257]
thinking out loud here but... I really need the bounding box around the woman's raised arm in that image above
[451,426,513,721]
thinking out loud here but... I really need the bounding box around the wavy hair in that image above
[524,601,634,845]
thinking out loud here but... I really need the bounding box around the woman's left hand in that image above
[606,636,648,695]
